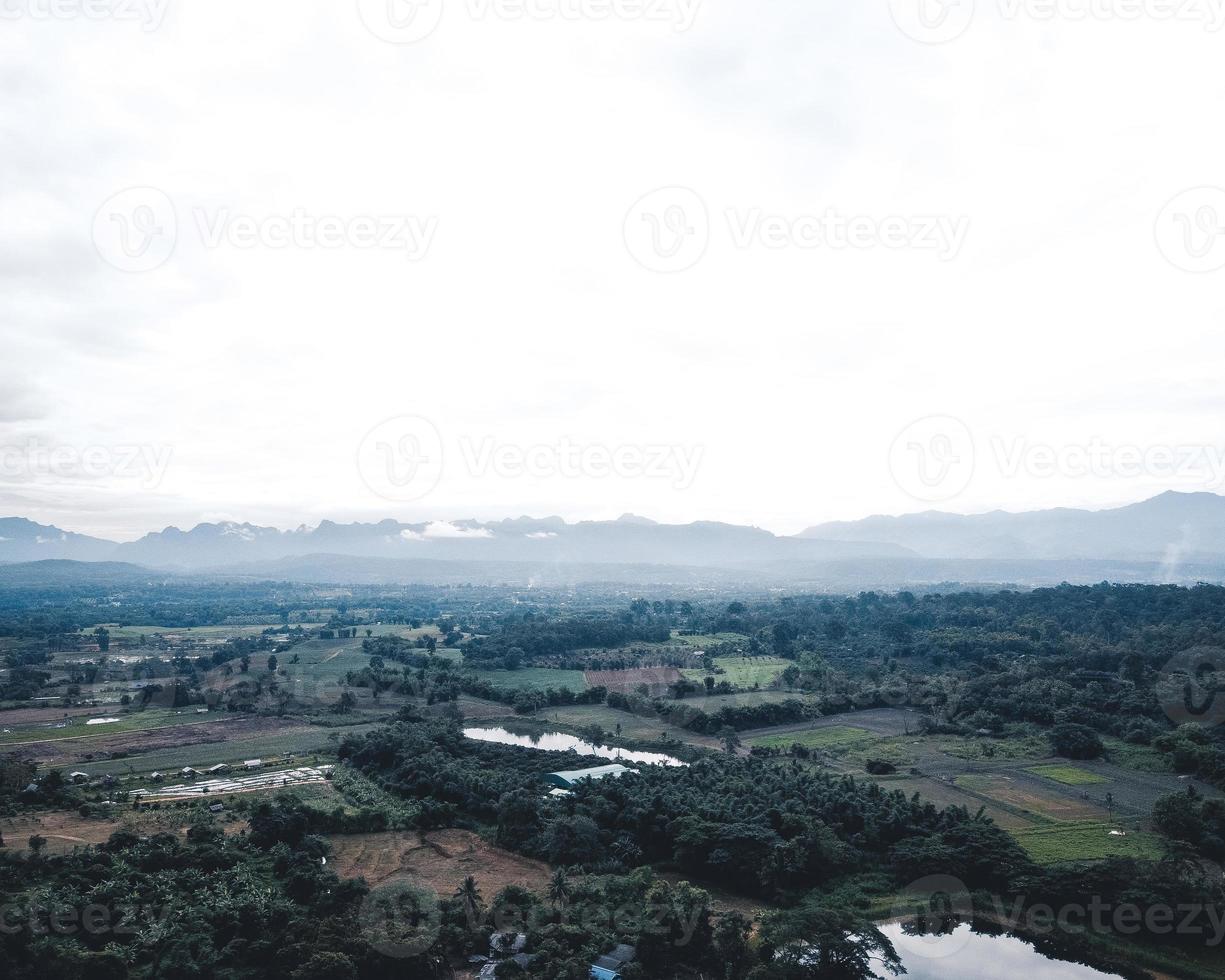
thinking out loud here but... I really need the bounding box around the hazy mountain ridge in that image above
[3,492,1223,580]
[801,491,1225,564]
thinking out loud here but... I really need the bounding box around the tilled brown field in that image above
[584,667,681,696]
[326,828,553,898]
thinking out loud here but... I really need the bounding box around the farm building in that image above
[206,764,230,774]
[243,759,262,770]
[590,943,636,980]
[68,771,90,784]
[180,767,198,777]
[544,764,633,789]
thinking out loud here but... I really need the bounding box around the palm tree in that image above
[455,875,482,927]
[547,867,571,911]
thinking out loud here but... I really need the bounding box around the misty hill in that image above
[800,491,1225,565]
[0,518,117,562]
[0,514,913,571]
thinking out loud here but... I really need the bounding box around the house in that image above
[206,764,231,774]
[180,767,198,777]
[68,771,90,784]
[489,932,527,957]
[150,772,164,782]
[544,764,633,789]
[590,943,636,980]
[208,803,224,813]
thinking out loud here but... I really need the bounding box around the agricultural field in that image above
[585,666,681,695]
[465,667,588,692]
[1028,764,1111,786]
[539,703,719,748]
[749,725,880,752]
[682,655,789,689]
[1014,823,1165,863]
[954,774,1106,823]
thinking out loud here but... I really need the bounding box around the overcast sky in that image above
[2,0,1224,540]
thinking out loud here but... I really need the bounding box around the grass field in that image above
[671,632,750,647]
[465,667,588,692]
[750,725,879,751]
[682,656,789,688]
[1028,764,1111,786]
[0,708,230,748]
[1014,822,1164,863]
[541,703,717,746]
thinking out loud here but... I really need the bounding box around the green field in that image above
[683,656,789,689]
[0,708,230,748]
[749,725,878,751]
[465,667,588,693]
[1028,764,1110,786]
[1014,823,1164,863]
[671,632,749,647]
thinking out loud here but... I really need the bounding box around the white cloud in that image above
[2,3,1222,538]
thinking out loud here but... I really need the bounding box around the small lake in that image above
[878,923,1123,979]
[462,727,686,767]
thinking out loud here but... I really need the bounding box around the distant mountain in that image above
[2,492,1224,585]
[800,491,1225,566]
[0,518,116,563]
[0,560,166,587]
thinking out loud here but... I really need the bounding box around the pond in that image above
[878,923,1123,979]
[462,727,686,767]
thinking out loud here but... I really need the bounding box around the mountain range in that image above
[1,491,1223,586]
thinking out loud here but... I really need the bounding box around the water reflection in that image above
[878,923,1123,979]
[462,727,686,767]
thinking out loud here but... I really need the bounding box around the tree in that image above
[267,654,278,673]
[28,834,47,855]
[93,626,110,652]
[547,867,571,911]
[1048,722,1103,760]
[763,904,902,980]
[455,875,483,928]
[718,726,742,755]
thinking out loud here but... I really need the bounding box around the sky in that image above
[2,0,1224,541]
